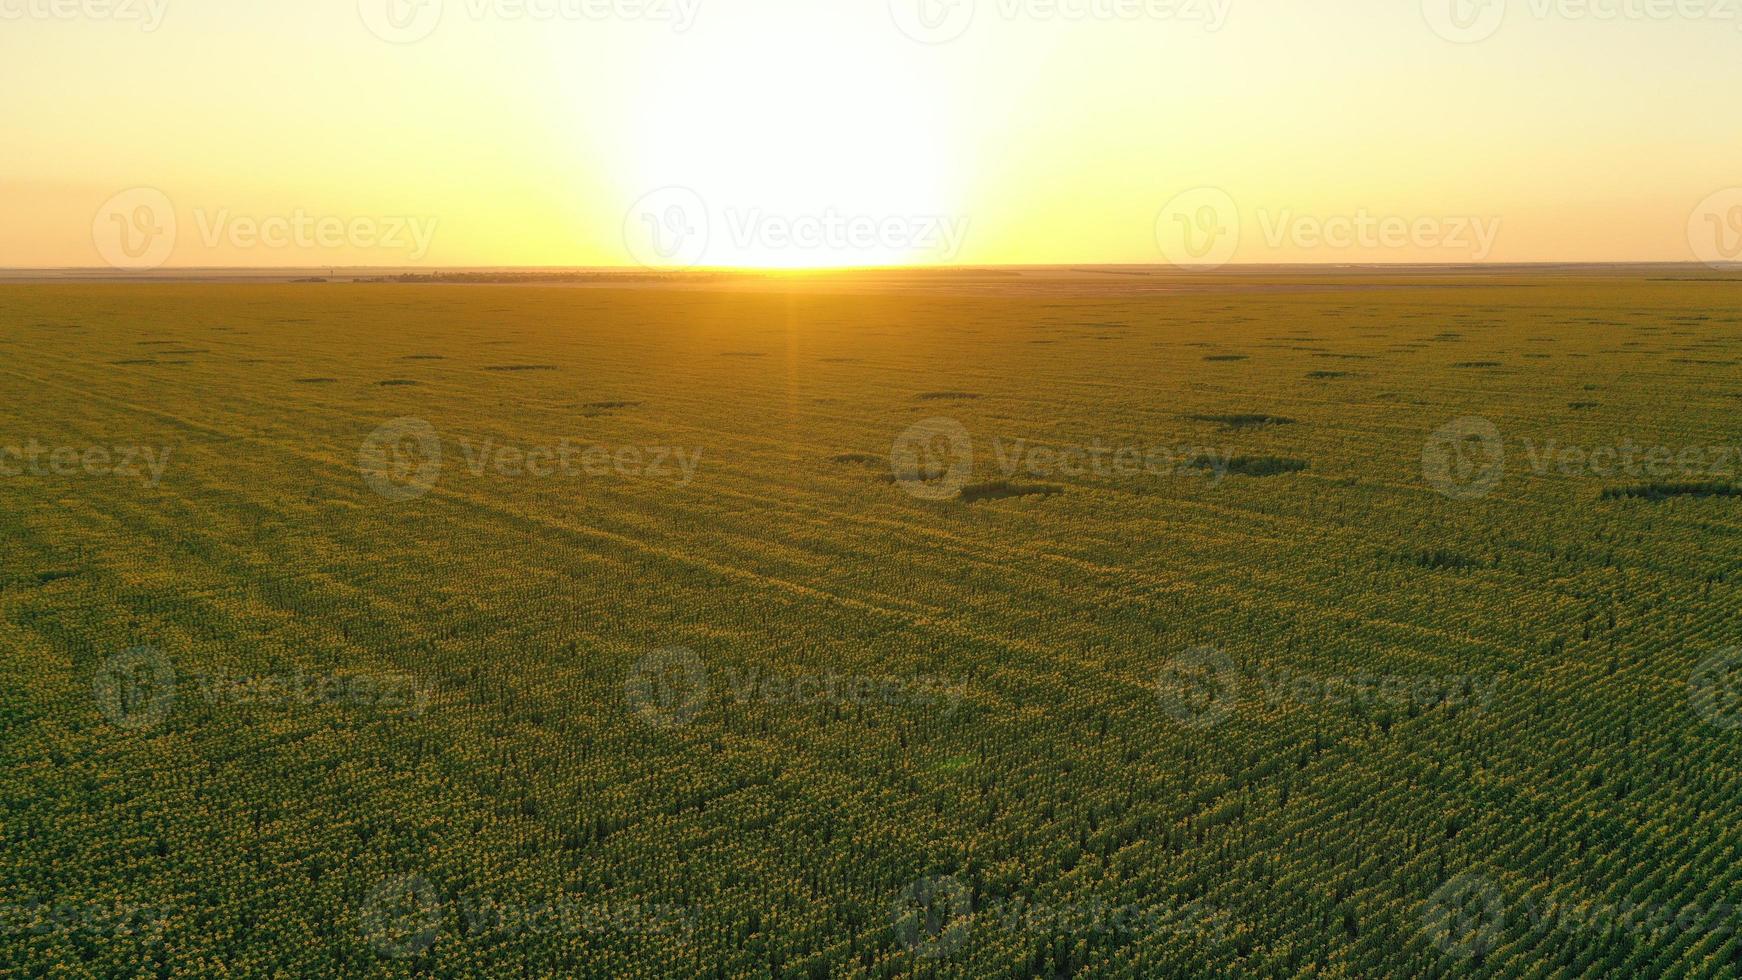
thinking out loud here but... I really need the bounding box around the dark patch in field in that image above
[583,401,642,412]
[137,340,178,346]
[1569,401,1599,410]
[1203,354,1249,362]
[29,569,82,586]
[1306,371,1352,379]
[1187,413,1297,430]
[111,359,158,365]
[831,452,885,467]
[295,378,338,384]
[1521,353,1551,360]
[404,355,446,361]
[1200,456,1308,477]
[958,480,1065,503]
[1454,361,1502,368]
[484,365,558,372]
[1600,482,1742,502]
[1673,358,1740,366]
[915,391,980,402]
[377,380,419,386]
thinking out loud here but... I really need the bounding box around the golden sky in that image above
[4,0,1740,268]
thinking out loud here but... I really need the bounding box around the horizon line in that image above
[3,261,1739,274]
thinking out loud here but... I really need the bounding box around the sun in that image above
[578,9,969,269]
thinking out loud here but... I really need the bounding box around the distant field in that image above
[4,271,1742,976]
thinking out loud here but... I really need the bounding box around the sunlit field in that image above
[5,269,1742,975]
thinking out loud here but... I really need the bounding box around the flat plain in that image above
[4,269,1742,977]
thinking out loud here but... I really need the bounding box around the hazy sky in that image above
[5,0,1741,268]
